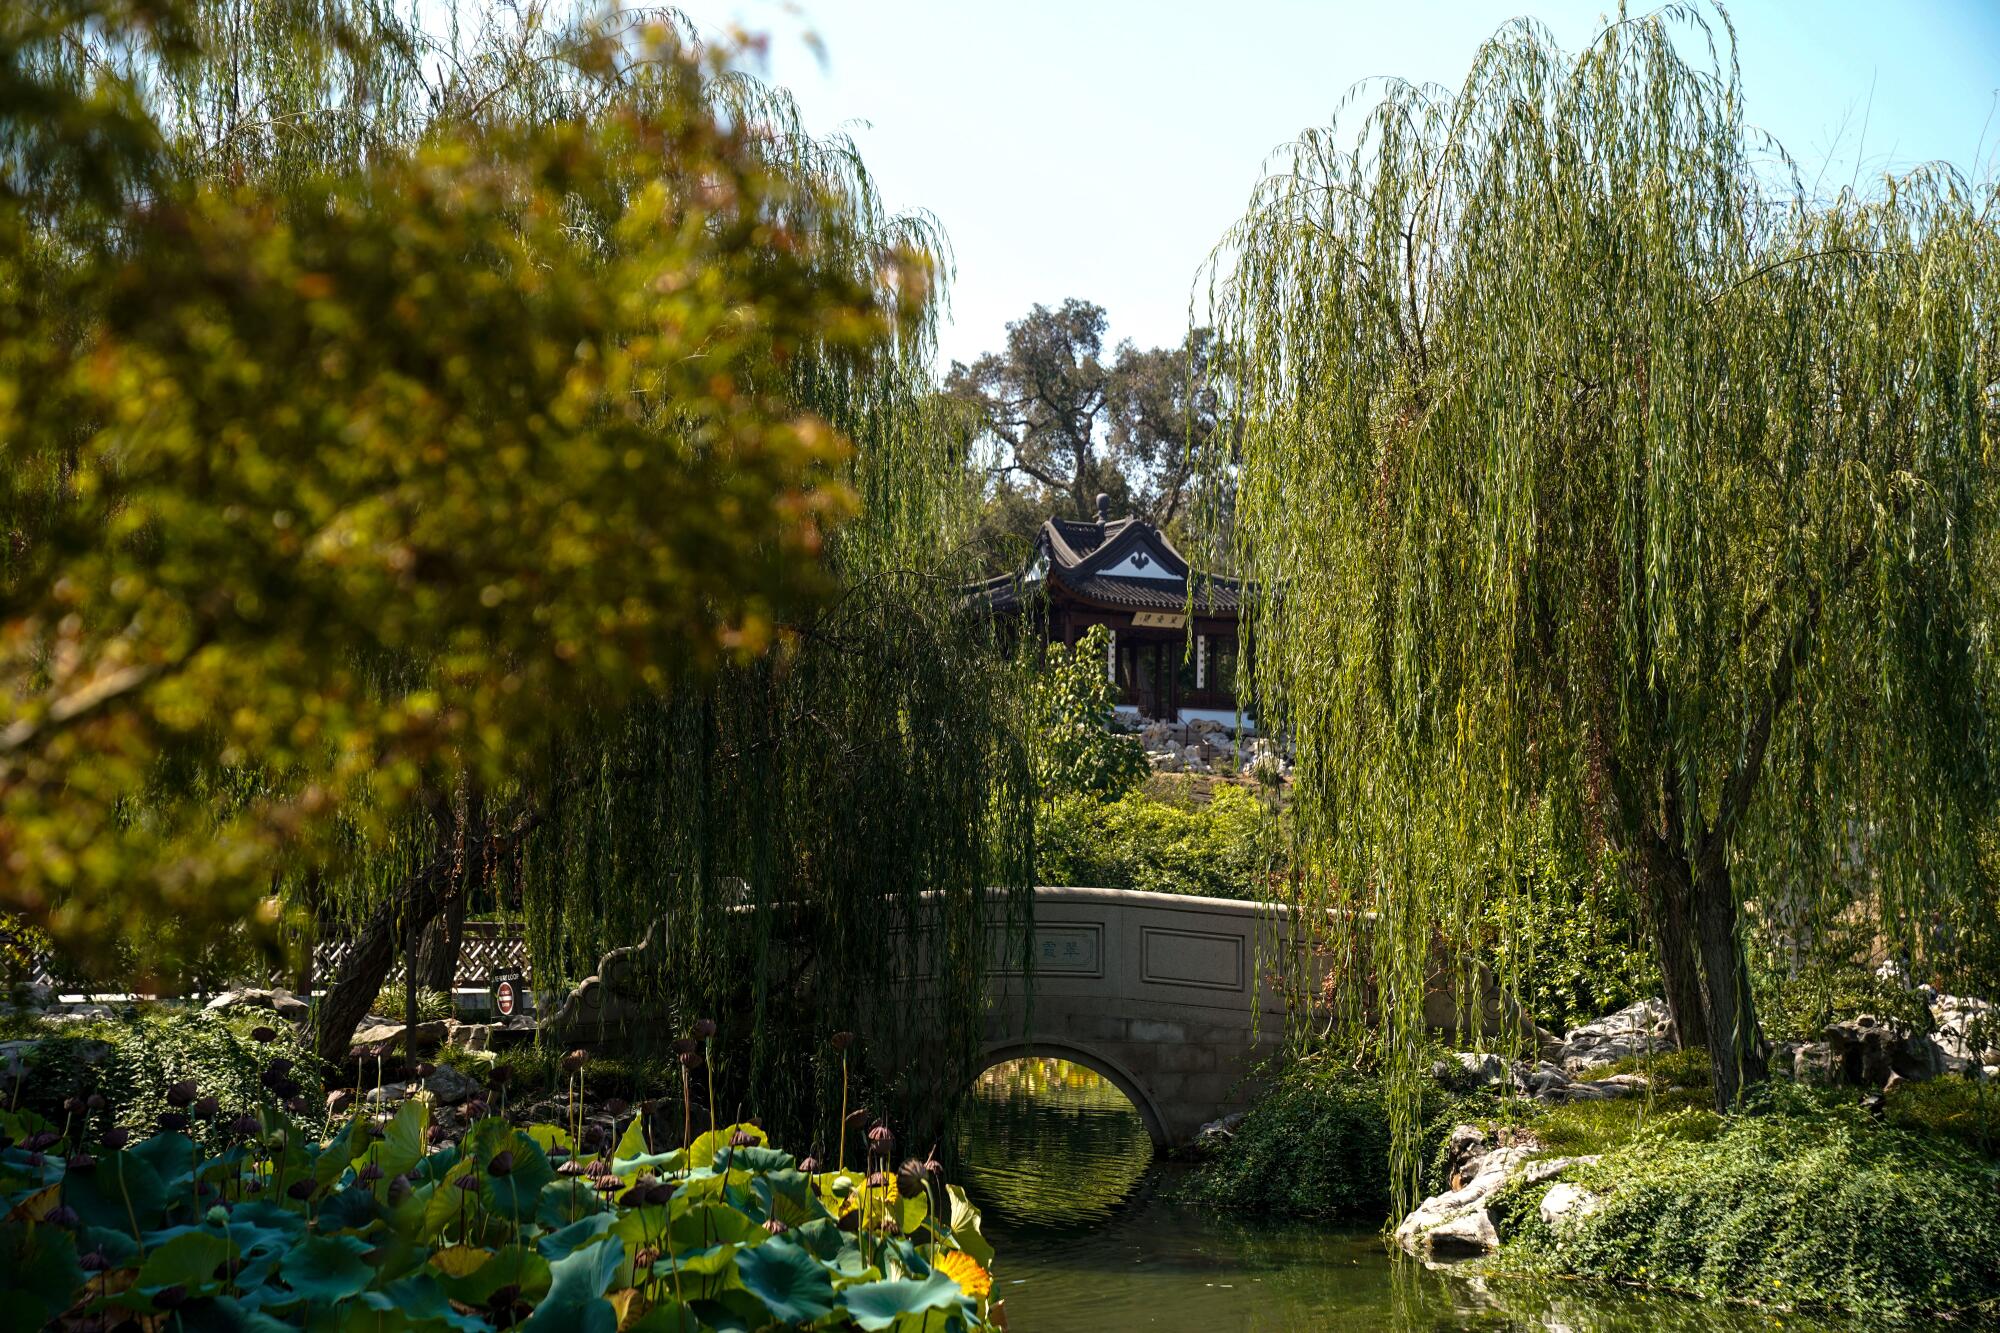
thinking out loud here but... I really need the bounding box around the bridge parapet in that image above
[981,888,1289,1147]
[980,886,1542,1148]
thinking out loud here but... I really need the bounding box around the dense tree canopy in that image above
[1206,3,1999,1198]
[949,298,1222,568]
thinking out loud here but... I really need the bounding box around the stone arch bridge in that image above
[548,886,1537,1151]
[978,887,1534,1149]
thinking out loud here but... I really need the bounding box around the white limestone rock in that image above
[1538,1181,1602,1228]
[1557,998,1676,1073]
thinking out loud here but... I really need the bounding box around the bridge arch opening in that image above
[974,1040,1169,1147]
[957,1045,1158,1228]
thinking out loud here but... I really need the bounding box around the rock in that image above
[1426,1207,1500,1257]
[1442,1051,1510,1091]
[365,1084,410,1106]
[1,983,55,1012]
[204,988,310,1021]
[1930,994,2000,1067]
[1547,1073,1648,1103]
[1194,1111,1247,1146]
[349,1020,448,1056]
[1538,1181,1602,1228]
[1557,998,1676,1073]
[1394,1141,1535,1257]
[1441,1124,1494,1188]
[0,1036,111,1082]
[43,1004,116,1023]
[424,1064,483,1105]
[1793,1041,1836,1084]
[1824,1015,1896,1085]
[1522,1154,1599,1185]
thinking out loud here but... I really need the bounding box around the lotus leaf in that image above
[839,1274,972,1331]
[735,1238,837,1324]
[0,1219,84,1327]
[282,1234,377,1304]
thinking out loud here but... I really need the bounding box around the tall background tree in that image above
[1205,3,1998,1199]
[949,299,1222,570]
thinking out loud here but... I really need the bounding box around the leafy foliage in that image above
[1204,0,2000,1199]
[1537,1099,2000,1320]
[0,0,900,974]
[10,1008,323,1148]
[1031,626,1148,803]
[1176,1062,1393,1219]
[1037,782,1278,898]
[1483,805,1658,1036]
[0,1104,1001,1330]
[371,987,457,1027]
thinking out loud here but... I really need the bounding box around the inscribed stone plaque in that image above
[1140,926,1245,992]
[989,922,1104,978]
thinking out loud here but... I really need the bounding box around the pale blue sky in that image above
[671,2,2000,368]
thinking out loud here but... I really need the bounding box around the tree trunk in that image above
[1691,849,1768,1108]
[414,889,466,992]
[1636,836,1710,1054]
[313,797,537,1065]
[313,845,459,1064]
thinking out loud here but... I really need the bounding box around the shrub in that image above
[1755,959,1932,1043]
[1032,626,1148,802]
[370,985,457,1024]
[1176,1056,1441,1219]
[1481,804,1658,1035]
[1037,783,1279,899]
[10,1008,322,1149]
[1885,1076,2000,1157]
[1542,1099,2000,1320]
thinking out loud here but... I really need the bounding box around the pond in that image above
[955,1058,1856,1332]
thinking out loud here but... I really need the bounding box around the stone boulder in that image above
[1556,998,1676,1072]
[1931,994,2000,1069]
[424,1063,484,1105]
[1538,1180,1603,1229]
[348,1019,449,1056]
[1820,1013,1951,1086]
[205,987,310,1021]
[1394,1139,1534,1258]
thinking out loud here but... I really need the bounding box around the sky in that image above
[667,1,2000,370]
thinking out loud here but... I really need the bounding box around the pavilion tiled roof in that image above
[973,508,1245,615]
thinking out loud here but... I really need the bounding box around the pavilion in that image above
[973,495,1249,728]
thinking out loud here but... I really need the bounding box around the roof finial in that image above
[1095,492,1110,525]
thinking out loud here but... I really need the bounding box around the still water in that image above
[955,1058,1853,1332]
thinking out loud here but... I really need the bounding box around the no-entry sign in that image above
[495,980,516,1017]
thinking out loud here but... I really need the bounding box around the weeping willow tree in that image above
[1204,2,2000,1201]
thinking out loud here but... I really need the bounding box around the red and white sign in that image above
[495,980,516,1017]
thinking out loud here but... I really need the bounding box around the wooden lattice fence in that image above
[12,920,529,997]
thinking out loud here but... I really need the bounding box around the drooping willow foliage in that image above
[517,353,1039,1150]
[1202,3,1999,1209]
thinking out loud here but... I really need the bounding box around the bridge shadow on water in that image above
[956,1057,1869,1333]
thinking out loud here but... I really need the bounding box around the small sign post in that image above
[489,967,531,1022]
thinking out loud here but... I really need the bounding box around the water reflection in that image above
[958,1058,1863,1332]
[956,1057,1153,1227]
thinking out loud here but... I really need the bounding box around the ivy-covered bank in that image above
[1183,1007,2000,1324]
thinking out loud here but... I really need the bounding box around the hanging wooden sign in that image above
[1131,611,1187,629]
